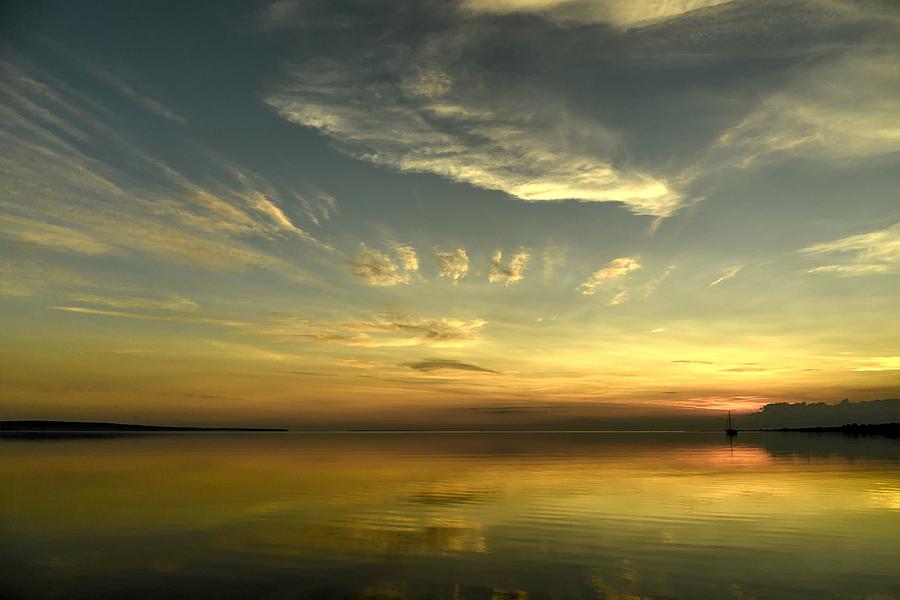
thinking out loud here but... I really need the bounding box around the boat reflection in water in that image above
[2,431,898,599]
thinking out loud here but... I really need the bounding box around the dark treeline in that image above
[760,422,899,438]
[736,398,899,429]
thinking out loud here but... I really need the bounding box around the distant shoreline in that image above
[752,423,899,438]
[2,420,898,437]
[0,420,287,433]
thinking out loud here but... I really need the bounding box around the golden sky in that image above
[1,0,898,428]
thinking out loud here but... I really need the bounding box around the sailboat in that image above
[726,411,738,436]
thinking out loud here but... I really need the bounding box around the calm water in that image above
[1,432,898,599]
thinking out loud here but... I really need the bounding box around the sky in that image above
[1,0,898,429]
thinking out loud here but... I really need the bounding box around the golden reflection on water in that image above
[1,432,899,599]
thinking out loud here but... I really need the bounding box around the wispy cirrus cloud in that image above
[342,314,486,348]
[435,248,469,283]
[0,52,331,278]
[0,214,112,255]
[350,243,419,286]
[79,59,187,125]
[461,0,733,28]
[267,77,682,216]
[578,256,641,296]
[607,290,630,306]
[639,264,676,298]
[50,306,245,327]
[262,0,900,224]
[263,5,685,218]
[715,51,900,168]
[0,260,95,297]
[66,293,199,312]
[489,249,530,285]
[708,264,744,287]
[253,313,488,348]
[298,190,338,227]
[231,169,336,252]
[33,36,186,125]
[390,242,420,272]
[801,222,900,275]
[48,299,489,350]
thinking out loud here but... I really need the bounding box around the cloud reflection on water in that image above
[1,432,898,599]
